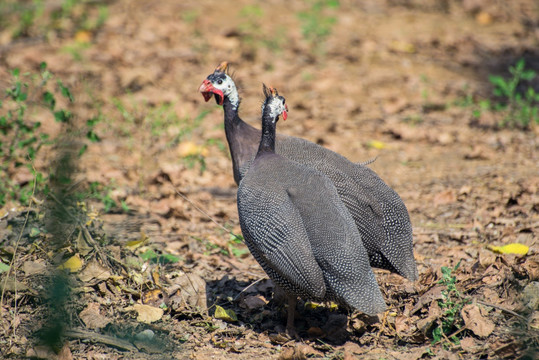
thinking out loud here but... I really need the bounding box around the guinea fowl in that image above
[199,62,418,281]
[238,85,386,334]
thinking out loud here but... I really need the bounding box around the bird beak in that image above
[198,79,224,105]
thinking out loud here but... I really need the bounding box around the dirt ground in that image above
[1,0,538,359]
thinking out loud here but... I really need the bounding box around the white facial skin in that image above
[211,74,239,110]
[263,97,286,123]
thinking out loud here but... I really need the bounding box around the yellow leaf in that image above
[488,243,529,256]
[178,141,208,157]
[126,232,149,250]
[367,140,387,150]
[476,12,493,26]
[389,40,416,54]
[58,254,83,273]
[214,305,237,322]
[304,301,321,310]
[75,30,92,43]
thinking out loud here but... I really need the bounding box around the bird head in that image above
[198,61,237,106]
[262,84,288,122]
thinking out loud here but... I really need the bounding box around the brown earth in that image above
[1,0,538,359]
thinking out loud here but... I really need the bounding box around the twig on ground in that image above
[47,192,113,269]
[65,328,137,352]
[233,278,266,301]
[374,310,389,345]
[0,165,37,337]
[476,299,526,321]
[172,185,242,241]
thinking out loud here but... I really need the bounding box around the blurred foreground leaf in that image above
[488,243,529,256]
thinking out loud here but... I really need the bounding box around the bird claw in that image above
[285,325,300,340]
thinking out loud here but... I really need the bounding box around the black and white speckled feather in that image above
[200,65,417,281]
[237,87,386,315]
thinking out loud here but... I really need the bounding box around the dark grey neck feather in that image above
[222,96,259,184]
[257,110,276,155]
[223,96,241,128]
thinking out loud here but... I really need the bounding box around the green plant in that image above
[1,0,108,40]
[236,5,286,55]
[0,62,100,207]
[111,97,218,175]
[297,0,339,52]
[431,261,469,347]
[78,181,129,213]
[139,248,180,265]
[488,59,539,128]
[228,233,248,258]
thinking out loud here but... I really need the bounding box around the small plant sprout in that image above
[489,58,539,128]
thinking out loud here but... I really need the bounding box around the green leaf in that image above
[0,261,10,274]
[514,58,525,72]
[29,227,41,237]
[140,249,158,262]
[230,245,249,258]
[86,117,100,126]
[327,0,340,8]
[57,80,74,102]
[54,109,71,123]
[40,62,47,71]
[43,91,56,110]
[86,130,100,143]
[489,75,509,96]
[158,253,180,264]
[78,144,88,157]
[17,91,28,102]
[521,69,536,81]
[479,100,491,110]
[120,200,130,212]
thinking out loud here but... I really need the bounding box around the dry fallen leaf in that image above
[80,303,111,330]
[133,304,164,323]
[461,304,495,337]
[529,311,539,330]
[78,259,112,283]
[58,343,73,360]
[57,254,83,273]
[214,305,237,322]
[22,260,47,276]
[167,273,207,313]
[241,295,268,310]
[143,288,166,307]
[433,189,456,206]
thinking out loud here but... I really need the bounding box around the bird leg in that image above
[286,296,299,339]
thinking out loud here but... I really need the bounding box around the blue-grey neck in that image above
[257,108,277,155]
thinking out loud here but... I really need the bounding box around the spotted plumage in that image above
[199,63,418,281]
[237,86,386,332]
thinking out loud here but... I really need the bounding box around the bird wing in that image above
[237,185,326,300]
[285,173,387,315]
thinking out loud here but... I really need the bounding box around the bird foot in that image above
[285,325,300,340]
